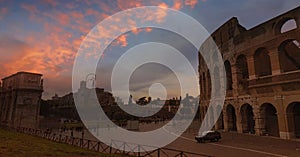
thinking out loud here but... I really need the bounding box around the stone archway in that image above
[240,104,255,134]
[286,102,300,138]
[280,19,297,33]
[275,18,298,34]
[278,39,300,72]
[254,48,272,77]
[226,104,237,131]
[236,55,249,93]
[260,103,279,137]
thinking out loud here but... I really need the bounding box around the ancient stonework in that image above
[199,7,300,139]
[0,72,43,129]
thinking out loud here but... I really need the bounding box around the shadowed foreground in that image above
[0,129,127,157]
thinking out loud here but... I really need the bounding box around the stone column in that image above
[7,94,13,123]
[206,71,211,100]
[204,72,208,100]
[199,77,203,99]
[231,65,239,97]
[275,96,295,139]
[253,106,263,136]
[200,105,205,127]
[0,94,5,122]
[235,106,243,133]
[277,112,292,139]
[269,48,281,75]
[285,113,295,139]
[295,17,300,29]
[246,55,256,80]
[223,108,229,131]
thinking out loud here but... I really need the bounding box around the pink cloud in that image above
[172,0,183,10]
[2,0,202,98]
[184,0,199,8]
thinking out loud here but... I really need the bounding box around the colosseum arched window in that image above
[240,104,255,134]
[280,19,297,33]
[236,55,249,91]
[254,48,272,77]
[224,60,233,90]
[278,39,300,72]
[286,102,300,138]
[275,18,298,34]
[226,104,237,131]
[259,103,279,137]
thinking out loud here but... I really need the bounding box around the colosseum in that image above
[199,6,300,140]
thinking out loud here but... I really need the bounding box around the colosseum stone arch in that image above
[199,6,300,139]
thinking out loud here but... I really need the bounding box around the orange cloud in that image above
[16,0,196,70]
[158,2,169,9]
[184,0,199,8]
[0,37,32,76]
[116,34,128,47]
[2,0,202,98]
[145,27,153,32]
[116,0,143,10]
[172,0,183,10]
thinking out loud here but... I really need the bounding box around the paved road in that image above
[139,121,300,157]
[166,131,300,157]
[59,122,300,157]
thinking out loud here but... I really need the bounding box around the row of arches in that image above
[206,102,300,138]
[199,17,299,93]
[200,18,299,94]
[220,39,300,92]
[254,40,300,77]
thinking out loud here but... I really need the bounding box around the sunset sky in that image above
[0,0,299,100]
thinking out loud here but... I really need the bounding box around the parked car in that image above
[195,131,221,143]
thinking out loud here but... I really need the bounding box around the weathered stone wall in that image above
[199,7,300,139]
[0,72,43,129]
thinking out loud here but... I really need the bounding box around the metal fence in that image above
[15,127,212,157]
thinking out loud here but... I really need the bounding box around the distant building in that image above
[0,72,43,129]
[41,81,116,121]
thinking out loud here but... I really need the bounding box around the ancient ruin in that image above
[0,72,43,129]
[199,7,300,139]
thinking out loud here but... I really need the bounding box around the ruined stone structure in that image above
[199,7,300,139]
[0,72,43,128]
[41,81,117,120]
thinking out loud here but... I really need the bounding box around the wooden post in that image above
[97,142,100,152]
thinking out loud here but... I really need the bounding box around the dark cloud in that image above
[193,0,300,32]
